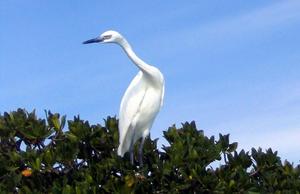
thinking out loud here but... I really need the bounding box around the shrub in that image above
[0,109,299,193]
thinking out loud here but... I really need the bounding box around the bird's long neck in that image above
[118,38,154,74]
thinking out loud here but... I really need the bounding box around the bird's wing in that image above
[118,71,145,155]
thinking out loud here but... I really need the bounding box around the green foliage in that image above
[0,109,299,193]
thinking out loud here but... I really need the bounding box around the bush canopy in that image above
[0,109,299,193]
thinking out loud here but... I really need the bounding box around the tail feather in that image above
[117,129,133,157]
[117,143,125,157]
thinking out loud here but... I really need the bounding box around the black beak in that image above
[82,37,103,44]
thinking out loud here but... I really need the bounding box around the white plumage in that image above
[83,30,164,165]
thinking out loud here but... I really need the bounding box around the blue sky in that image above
[1,1,300,163]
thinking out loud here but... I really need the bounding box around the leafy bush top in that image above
[0,109,299,193]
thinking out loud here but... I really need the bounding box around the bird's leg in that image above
[130,149,134,165]
[129,140,134,165]
[138,138,145,167]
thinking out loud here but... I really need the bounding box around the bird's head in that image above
[83,30,123,44]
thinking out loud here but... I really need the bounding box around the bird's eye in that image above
[103,35,112,40]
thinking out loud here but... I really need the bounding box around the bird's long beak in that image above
[82,37,103,44]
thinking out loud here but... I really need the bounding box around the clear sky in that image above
[1,1,300,163]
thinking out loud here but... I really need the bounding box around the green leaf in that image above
[228,142,238,152]
[62,185,72,194]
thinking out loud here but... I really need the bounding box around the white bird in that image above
[83,30,164,166]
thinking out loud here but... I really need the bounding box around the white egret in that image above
[83,30,164,166]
